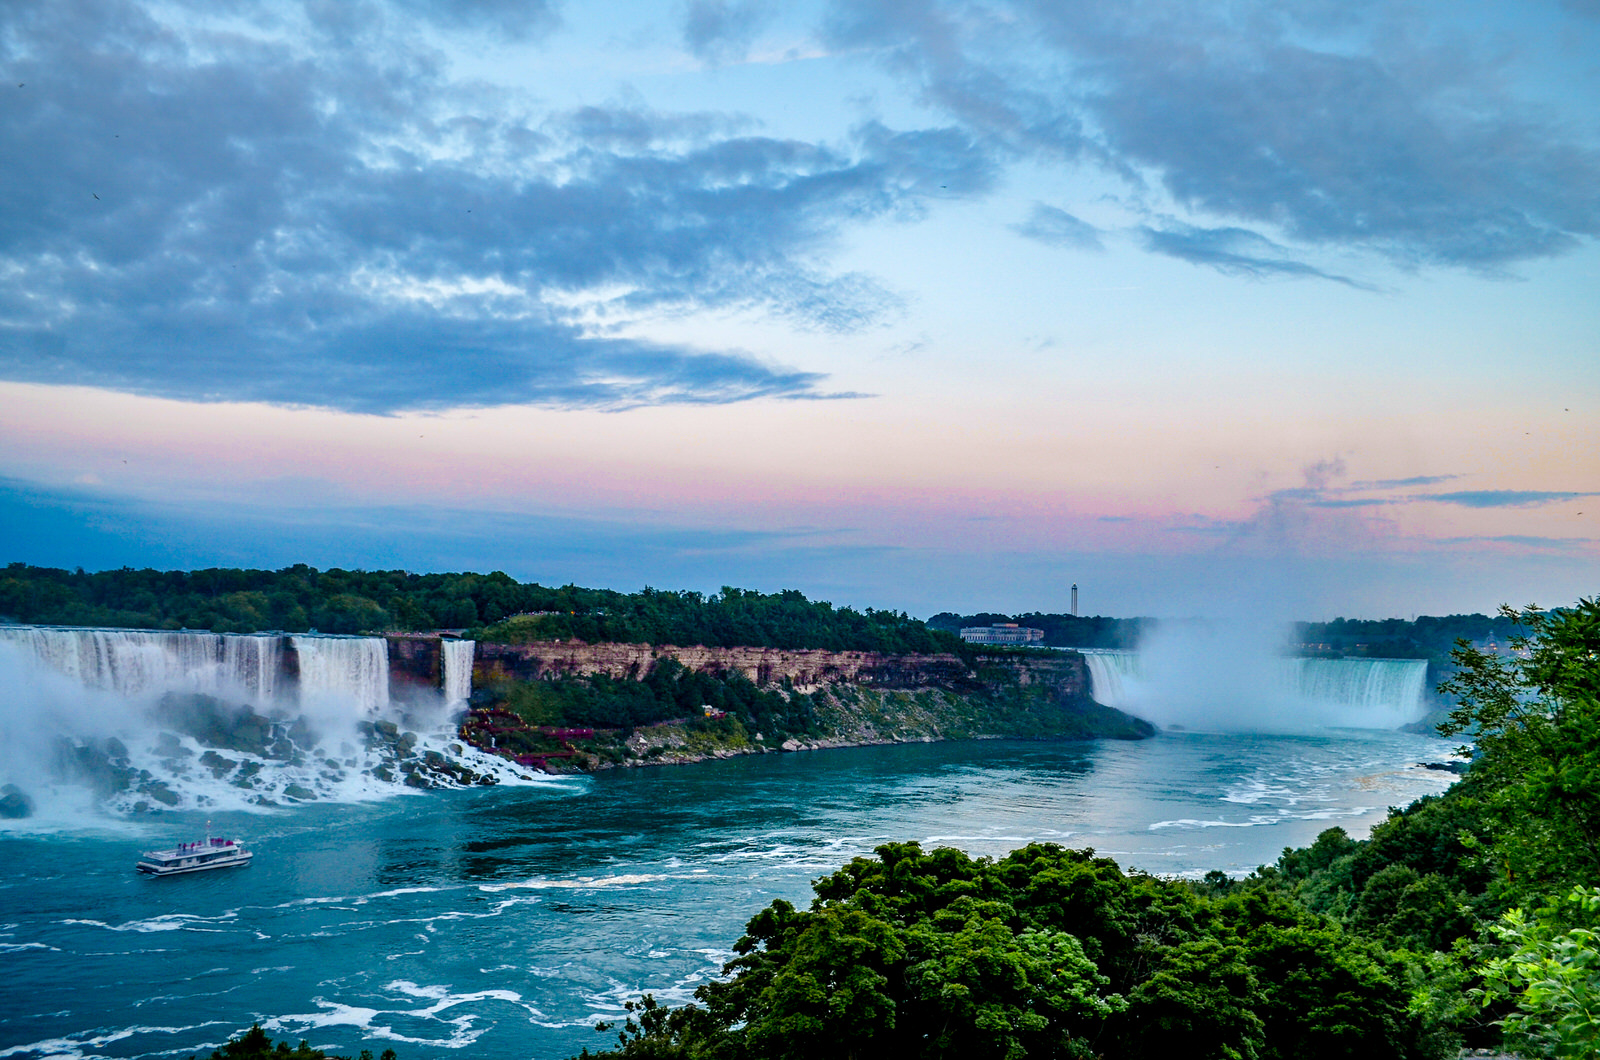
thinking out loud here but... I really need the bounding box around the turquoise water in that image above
[0,730,1457,1060]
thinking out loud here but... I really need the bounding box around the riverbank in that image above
[456,649,1157,774]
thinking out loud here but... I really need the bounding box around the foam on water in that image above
[478,874,669,893]
[0,629,563,824]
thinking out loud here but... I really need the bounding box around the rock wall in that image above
[973,653,1090,697]
[464,639,980,692]
[387,634,443,694]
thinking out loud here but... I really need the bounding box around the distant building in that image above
[959,622,1045,645]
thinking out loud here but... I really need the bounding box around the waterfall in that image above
[222,634,282,703]
[0,626,539,819]
[0,626,284,702]
[1083,650,1143,709]
[1292,658,1428,726]
[290,635,390,714]
[1081,647,1428,729]
[441,639,475,706]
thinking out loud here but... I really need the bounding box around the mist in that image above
[1083,619,1429,733]
[0,630,539,828]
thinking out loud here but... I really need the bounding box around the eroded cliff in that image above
[387,637,1153,771]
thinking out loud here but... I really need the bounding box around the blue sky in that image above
[1,0,1596,620]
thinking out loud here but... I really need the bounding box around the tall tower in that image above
[1071,584,1078,616]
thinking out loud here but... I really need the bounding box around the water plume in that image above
[1083,620,1427,732]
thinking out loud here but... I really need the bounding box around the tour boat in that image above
[136,835,253,876]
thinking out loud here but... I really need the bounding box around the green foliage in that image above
[189,1024,396,1060]
[1477,886,1600,1060]
[1438,599,1600,895]
[1241,923,1420,1060]
[1115,937,1264,1060]
[574,843,1443,1060]
[0,564,966,654]
[495,661,818,735]
[1292,613,1523,664]
[925,610,1521,660]
[477,585,967,656]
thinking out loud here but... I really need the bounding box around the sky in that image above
[1,0,1597,621]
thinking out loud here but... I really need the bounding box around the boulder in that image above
[0,784,34,819]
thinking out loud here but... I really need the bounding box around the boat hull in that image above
[136,848,253,876]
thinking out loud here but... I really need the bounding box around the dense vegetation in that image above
[491,657,825,735]
[579,598,1600,1059]
[0,564,963,653]
[471,587,962,655]
[477,655,1153,765]
[1291,613,1525,664]
[191,1025,395,1060]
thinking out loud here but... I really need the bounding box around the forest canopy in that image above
[0,563,963,654]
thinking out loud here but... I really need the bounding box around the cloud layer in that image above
[823,0,1600,276]
[0,1,991,412]
[3,0,1596,416]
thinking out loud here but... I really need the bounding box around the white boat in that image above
[137,836,253,876]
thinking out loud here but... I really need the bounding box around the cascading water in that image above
[290,635,390,714]
[441,638,475,706]
[1083,648,1428,730]
[0,626,538,822]
[223,634,282,703]
[1294,658,1428,727]
[1081,651,1144,710]
[0,626,283,702]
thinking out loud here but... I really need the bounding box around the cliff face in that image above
[972,653,1090,697]
[383,636,1146,772]
[384,635,1105,726]
[468,640,979,692]
[387,634,442,694]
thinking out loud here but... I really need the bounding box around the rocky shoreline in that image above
[473,677,1155,776]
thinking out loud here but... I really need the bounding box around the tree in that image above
[1477,886,1600,1060]
[193,1024,396,1060]
[572,844,1441,1060]
[1437,599,1600,895]
[1114,937,1264,1060]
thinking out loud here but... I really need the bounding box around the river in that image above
[0,728,1457,1060]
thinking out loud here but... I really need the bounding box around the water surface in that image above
[0,730,1456,1060]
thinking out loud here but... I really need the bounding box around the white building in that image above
[959,623,1045,645]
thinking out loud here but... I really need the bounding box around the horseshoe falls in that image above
[1082,650,1429,730]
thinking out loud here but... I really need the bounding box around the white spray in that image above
[1083,623,1428,732]
[0,627,543,825]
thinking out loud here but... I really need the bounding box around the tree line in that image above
[578,598,1600,1060]
[929,608,1522,663]
[1291,612,1525,664]
[0,564,964,654]
[926,612,1149,650]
